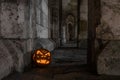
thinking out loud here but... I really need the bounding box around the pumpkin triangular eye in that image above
[45,52,50,56]
[37,50,43,55]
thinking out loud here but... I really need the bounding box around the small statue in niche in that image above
[65,14,76,42]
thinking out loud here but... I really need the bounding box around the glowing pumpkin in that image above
[32,48,51,66]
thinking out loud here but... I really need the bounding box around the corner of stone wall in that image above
[97,0,120,75]
[34,38,55,51]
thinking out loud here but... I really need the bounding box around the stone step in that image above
[51,48,87,65]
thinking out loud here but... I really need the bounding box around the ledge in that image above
[34,38,55,51]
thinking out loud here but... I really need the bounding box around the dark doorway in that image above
[49,0,88,65]
[60,0,78,48]
[49,0,88,49]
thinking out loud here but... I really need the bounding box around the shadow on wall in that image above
[0,40,24,79]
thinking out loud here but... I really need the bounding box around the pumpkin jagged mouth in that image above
[36,59,50,64]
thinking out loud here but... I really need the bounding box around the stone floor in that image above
[2,64,120,80]
[2,48,120,80]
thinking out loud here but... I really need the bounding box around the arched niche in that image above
[65,14,77,42]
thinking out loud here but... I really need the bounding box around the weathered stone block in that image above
[0,0,29,38]
[97,41,120,75]
[0,40,13,80]
[41,0,48,16]
[36,25,48,38]
[34,38,55,51]
[97,0,120,40]
[2,39,33,71]
[80,0,88,20]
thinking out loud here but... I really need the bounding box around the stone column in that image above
[0,0,33,79]
[97,0,120,75]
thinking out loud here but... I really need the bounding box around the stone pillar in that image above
[97,0,120,75]
[0,0,55,79]
[0,0,33,79]
[32,0,55,51]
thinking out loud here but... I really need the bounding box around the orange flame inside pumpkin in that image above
[33,49,51,65]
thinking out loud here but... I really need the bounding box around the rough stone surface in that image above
[0,38,36,80]
[0,0,29,38]
[35,0,49,38]
[96,0,120,75]
[0,40,13,80]
[80,0,88,21]
[34,38,55,51]
[96,0,120,40]
[0,0,55,80]
[79,0,88,41]
[0,39,34,79]
[2,40,24,72]
[97,41,120,75]
[31,0,55,50]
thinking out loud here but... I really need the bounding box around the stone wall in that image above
[0,0,54,79]
[0,0,29,38]
[79,0,88,48]
[30,0,54,51]
[97,0,120,75]
[96,0,120,40]
[35,0,49,38]
[49,0,60,47]
[0,0,31,79]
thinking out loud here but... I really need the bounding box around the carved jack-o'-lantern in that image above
[32,48,51,66]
